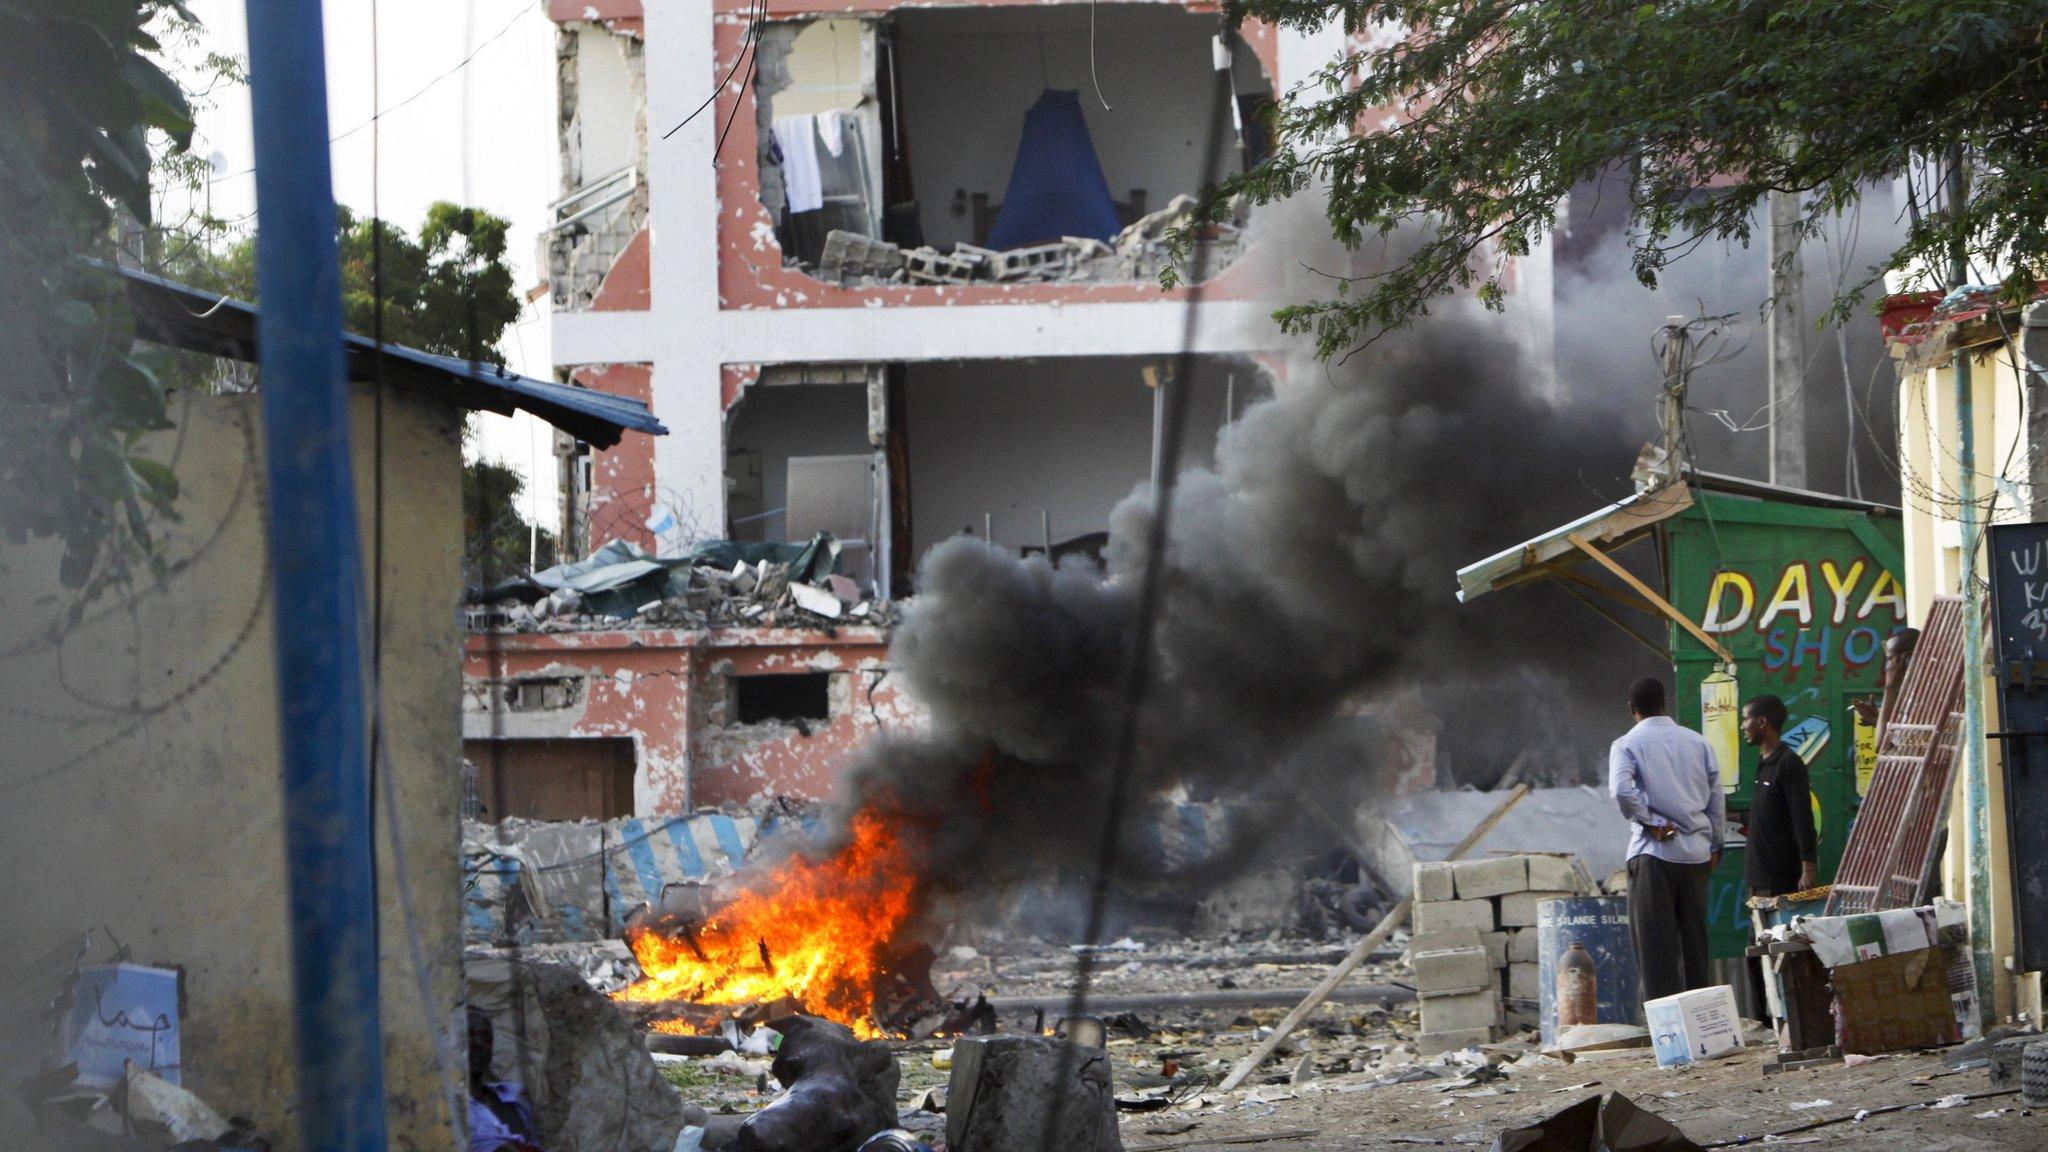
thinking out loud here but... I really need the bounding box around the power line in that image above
[207,2,534,184]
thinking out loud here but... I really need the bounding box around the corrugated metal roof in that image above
[116,265,665,448]
[1455,470,1899,604]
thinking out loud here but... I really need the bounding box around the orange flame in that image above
[613,810,919,1039]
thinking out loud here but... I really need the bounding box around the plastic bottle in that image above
[1557,940,1598,1030]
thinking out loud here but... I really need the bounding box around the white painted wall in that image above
[573,24,640,187]
[904,356,1255,561]
[771,19,869,117]
[725,382,875,541]
[893,5,1253,248]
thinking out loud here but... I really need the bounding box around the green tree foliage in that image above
[336,202,520,363]
[0,1,195,595]
[1213,0,2048,357]
[465,457,556,589]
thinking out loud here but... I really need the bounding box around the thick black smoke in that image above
[840,308,1664,904]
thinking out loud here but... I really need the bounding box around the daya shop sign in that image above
[1698,558,1907,673]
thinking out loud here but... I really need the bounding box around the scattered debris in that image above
[807,197,1243,290]
[467,533,895,633]
[468,958,686,1152]
[945,1035,1121,1152]
[1487,1092,1703,1152]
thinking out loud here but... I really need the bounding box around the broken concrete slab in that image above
[467,958,685,1152]
[1363,788,1631,899]
[790,581,845,619]
[1454,856,1529,900]
[946,1035,1121,1152]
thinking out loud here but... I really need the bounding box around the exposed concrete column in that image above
[645,0,733,542]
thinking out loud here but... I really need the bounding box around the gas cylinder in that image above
[1557,941,1598,1030]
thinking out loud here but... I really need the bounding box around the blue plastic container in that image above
[1536,895,1642,1046]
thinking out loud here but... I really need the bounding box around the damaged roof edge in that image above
[1455,469,1901,605]
[114,264,666,448]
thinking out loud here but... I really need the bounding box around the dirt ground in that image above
[654,933,2046,1150]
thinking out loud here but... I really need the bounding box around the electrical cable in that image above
[207,2,534,184]
[1035,36,1235,1152]
[663,0,767,141]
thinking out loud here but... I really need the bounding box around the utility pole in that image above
[1766,189,1807,489]
[247,3,390,1149]
[1947,147,1995,1027]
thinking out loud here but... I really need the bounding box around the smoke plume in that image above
[839,304,1665,908]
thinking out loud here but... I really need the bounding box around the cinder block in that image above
[1413,946,1492,995]
[1479,930,1509,968]
[1413,898,1496,934]
[1508,961,1540,1003]
[1406,927,1482,961]
[1453,856,1529,900]
[1508,928,1539,964]
[1413,861,1456,903]
[1420,988,1502,1034]
[1498,890,1577,927]
[1526,853,1594,894]
[1414,1027,1495,1056]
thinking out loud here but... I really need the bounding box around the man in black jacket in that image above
[1741,693,1818,1020]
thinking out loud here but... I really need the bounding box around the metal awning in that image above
[1456,470,1903,665]
[1456,481,1694,604]
[114,265,666,448]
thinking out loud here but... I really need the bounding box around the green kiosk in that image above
[1456,470,1907,961]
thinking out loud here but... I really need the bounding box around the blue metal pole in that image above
[245,3,391,1148]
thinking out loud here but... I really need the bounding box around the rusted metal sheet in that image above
[1827,595,1967,915]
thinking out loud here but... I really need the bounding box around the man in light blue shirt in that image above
[1609,676,1724,1004]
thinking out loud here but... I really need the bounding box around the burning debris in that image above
[614,810,926,1038]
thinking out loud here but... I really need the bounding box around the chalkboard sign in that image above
[1988,521,2048,970]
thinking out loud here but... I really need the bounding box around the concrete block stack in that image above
[1406,853,1595,1053]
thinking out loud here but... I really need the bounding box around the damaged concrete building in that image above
[467,0,1425,819]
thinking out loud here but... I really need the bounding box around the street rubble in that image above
[465,533,897,633]
[479,929,2047,1152]
[812,195,1243,288]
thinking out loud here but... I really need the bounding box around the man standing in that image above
[1740,693,1817,1019]
[1742,693,1818,896]
[1610,676,1725,1004]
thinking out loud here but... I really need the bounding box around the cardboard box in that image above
[1830,948,1959,1055]
[1644,985,1742,1068]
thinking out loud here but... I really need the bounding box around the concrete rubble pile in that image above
[1404,853,1599,1055]
[466,534,896,634]
[814,196,1242,288]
